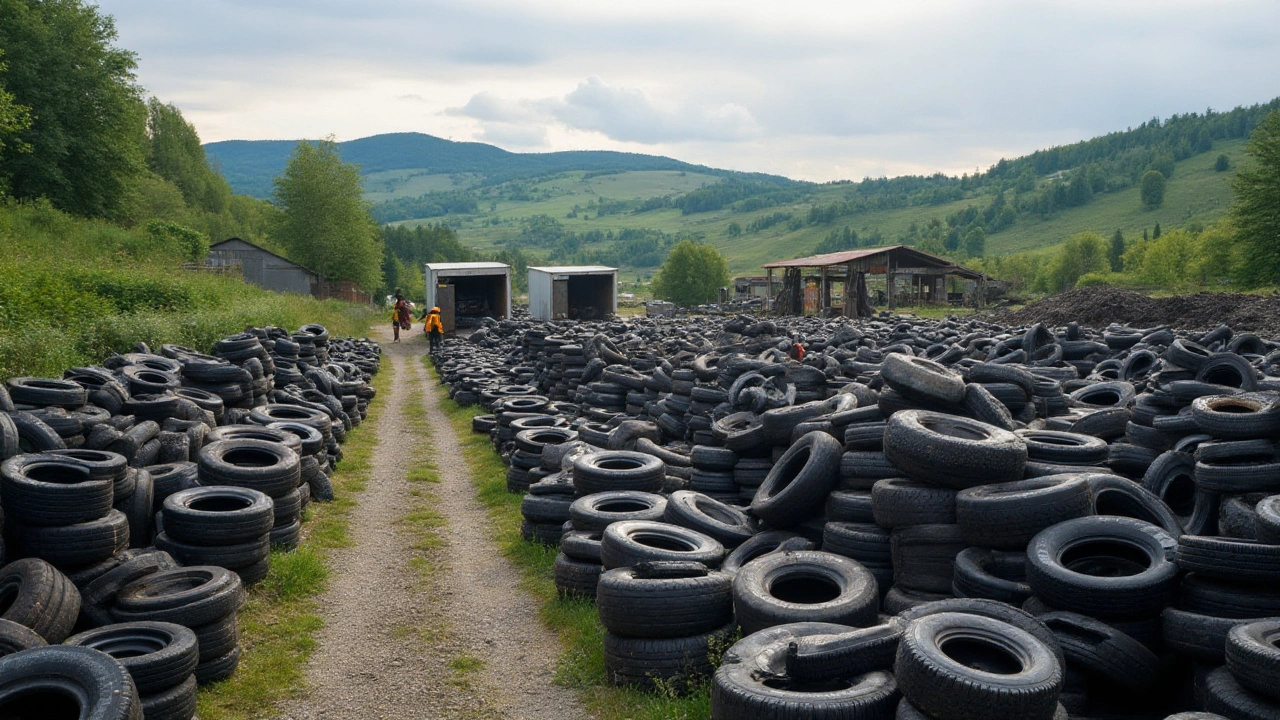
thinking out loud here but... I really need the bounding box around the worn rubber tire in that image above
[597,563,733,638]
[955,475,1093,550]
[951,548,1032,605]
[568,491,666,532]
[871,479,957,529]
[663,490,754,548]
[0,453,113,527]
[196,439,299,497]
[599,520,724,570]
[883,410,1027,489]
[112,567,245,628]
[65,621,198,695]
[140,673,197,720]
[733,550,879,636]
[750,431,843,528]
[0,645,142,719]
[1201,665,1280,720]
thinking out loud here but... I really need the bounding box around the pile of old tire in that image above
[157,487,274,586]
[111,565,245,685]
[194,435,301,563]
[66,621,200,720]
[0,645,145,718]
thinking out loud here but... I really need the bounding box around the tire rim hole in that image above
[770,447,811,496]
[695,500,739,525]
[89,635,169,658]
[0,688,82,718]
[1082,390,1121,406]
[940,637,1024,675]
[222,448,281,468]
[25,463,93,486]
[1093,490,1160,527]
[597,501,649,514]
[768,575,840,604]
[596,459,643,471]
[921,418,987,441]
[1209,401,1258,414]
[1201,367,1244,387]
[632,533,695,552]
[1061,540,1152,577]
[0,586,18,615]
[189,496,254,513]
[1162,474,1197,518]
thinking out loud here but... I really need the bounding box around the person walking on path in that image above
[423,306,444,351]
[391,293,411,343]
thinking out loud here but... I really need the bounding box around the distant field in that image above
[363,171,473,203]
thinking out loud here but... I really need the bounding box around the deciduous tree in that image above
[1140,171,1166,209]
[650,240,729,306]
[1109,229,1125,272]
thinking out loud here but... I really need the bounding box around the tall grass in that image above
[0,199,375,377]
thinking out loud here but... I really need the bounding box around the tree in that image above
[146,99,231,214]
[1231,109,1280,287]
[0,53,30,164]
[272,138,383,291]
[963,225,986,258]
[1215,154,1230,172]
[0,0,147,218]
[1140,170,1166,209]
[1109,229,1125,272]
[1038,232,1109,292]
[1149,151,1176,179]
[726,222,742,238]
[1153,223,1161,239]
[650,240,729,306]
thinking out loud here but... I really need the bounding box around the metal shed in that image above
[207,238,318,296]
[527,266,617,321]
[425,261,512,332]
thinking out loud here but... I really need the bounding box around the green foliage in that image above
[272,139,383,291]
[147,220,209,263]
[1148,151,1176,179]
[1109,229,1126,272]
[1140,171,1166,209]
[1038,232,1110,292]
[0,53,30,162]
[1215,154,1231,172]
[146,98,232,215]
[650,240,729,306]
[0,0,147,219]
[963,225,986,258]
[726,221,741,237]
[1231,110,1280,287]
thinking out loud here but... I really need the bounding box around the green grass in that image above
[427,357,714,720]
[194,357,392,720]
[0,199,376,378]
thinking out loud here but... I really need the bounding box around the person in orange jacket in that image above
[423,306,444,351]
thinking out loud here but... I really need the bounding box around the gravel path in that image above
[279,330,589,720]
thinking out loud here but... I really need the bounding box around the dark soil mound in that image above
[991,287,1280,337]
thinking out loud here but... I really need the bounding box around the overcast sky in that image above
[97,0,1280,182]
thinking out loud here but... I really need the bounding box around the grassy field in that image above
[385,141,1246,277]
[195,357,392,719]
[0,200,375,378]
[431,358,715,720]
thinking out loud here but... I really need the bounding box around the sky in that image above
[97,0,1280,182]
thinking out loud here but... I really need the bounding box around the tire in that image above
[1025,516,1179,620]
[112,567,245,627]
[1196,353,1258,392]
[880,353,965,405]
[0,617,45,657]
[691,445,738,471]
[1089,474,1184,537]
[65,621,198,695]
[1176,535,1280,583]
[1015,430,1109,465]
[883,410,1027,489]
[1226,620,1280,701]
[9,509,129,568]
[890,524,967,594]
[197,438,299,497]
[721,531,814,575]
[0,453,113,527]
[140,674,197,720]
[732,550,879,636]
[47,448,128,482]
[1192,393,1280,439]
[897,597,1064,669]
[81,551,179,628]
[5,377,88,408]
[894,612,1062,720]
[268,519,301,550]
[194,645,241,685]
[1178,572,1280,619]
[599,521,724,570]
[827,490,875,524]
[1162,605,1266,664]
[520,494,573,525]
[266,421,325,456]
[1258,495,1280,544]
[604,623,735,692]
[572,451,664,494]
[821,522,892,567]
[951,548,1032,605]
[568,491,666,532]
[750,431,842,528]
[1194,439,1280,494]
[121,470,154,549]
[156,532,270,570]
[785,621,903,683]
[190,613,239,662]
[0,645,141,719]
[663,491,754,548]
[963,383,1017,431]
[1142,451,1217,535]
[1201,665,1280,720]
[955,475,1093,550]
[248,404,333,436]
[205,425,301,455]
[597,563,733,638]
[9,412,67,452]
[271,487,302,524]
[1038,611,1160,691]
[553,553,602,598]
[161,487,275,545]
[871,478,957,529]
[559,530,603,563]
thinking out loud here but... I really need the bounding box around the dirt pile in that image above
[991,287,1280,336]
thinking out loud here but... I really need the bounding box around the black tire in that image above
[732,550,879,635]
[520,494,573,525]
[1226,620,1280,701]
[1194,439,1280,494]
[1025,516,1178,620]
[553,553,602,598]
[156,532,270,570]
[204,425,301,456]
[0,617,45,657]
[1196,353,1259,392]
[1038,610,1160,691]
[65,621,198,695]
[112,566,245,627]
[194,645,241,685]
[597,563,733,638]
[1178,572,1280,619]
[1089,474,1184,537]
[871,478,957,529]
[0,645,141,719]
[121,470,154,549]
[604,623,735,692]
[721,531,814,575]
[952,548,1032,605]
[568,491,666,531]
[822,522,892,566]
[955,475,1093,550]
[559,530,603,563]
[269,518,301,550]
[1176,534,1280,583]
[9,412,67,452]
[1162,605,1263,664]
[883,410,1027,489]
[1201,664,1280,720]
[890,524,967,594]
[5,377,88,408]
[827,490,875,524]
[0,453,113,527]
[266,421,325,456]
[1015,429,1109,465]
[9,509,129,568]
[897,597,1064,669]
[1258,494,1280,544]
[1192,393,1280,439]
[572,451,664,494]
[691,445,738,471]
[785,621,903,683]
[197,439,300,497]
[1142,451,1217,535]
[599,521,724,570]
[191,613,239,662]
[140,673,197,720]
[271,487,302,524]
[880,353,965,405]
[81,551,178,628]
[894,612,1062,720]
[750,431,842,528]
[663,491,754,548]
[963,383,1017,431]
[161,487,275,545]
[47,448,128,481]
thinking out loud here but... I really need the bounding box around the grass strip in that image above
[426,357,714,720]
[194,355,392,720]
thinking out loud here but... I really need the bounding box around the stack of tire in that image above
[66,621,201,720]
[190,435,299,572]
[249,403,334,547]
[211,332,275,409]
[111,565,246,685]
[509,423,576,493]
[157,486,275,585]
[551,489,665,598]
[688,445,739,504]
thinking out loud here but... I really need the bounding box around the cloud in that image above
[475,122,548,148]
[547,78,760,143]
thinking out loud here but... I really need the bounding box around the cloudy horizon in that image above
[97,0,1280,182]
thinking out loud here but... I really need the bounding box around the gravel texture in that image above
[280,331,589,720]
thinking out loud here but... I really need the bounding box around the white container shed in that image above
[528,266,617,321]
[425,261,512,332]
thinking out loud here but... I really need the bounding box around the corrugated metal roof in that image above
[761,245,985,279]
[424,261,510,271]
[529,266,616,274]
